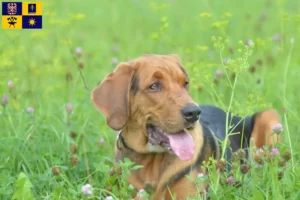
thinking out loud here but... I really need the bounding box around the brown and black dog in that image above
[91,54,281,199]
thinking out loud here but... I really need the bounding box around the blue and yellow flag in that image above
[2,2,42,29]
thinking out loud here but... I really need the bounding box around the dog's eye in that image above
[148,82,161,92]
[184,81,189,89]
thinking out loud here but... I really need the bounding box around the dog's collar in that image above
[116,131,133,151]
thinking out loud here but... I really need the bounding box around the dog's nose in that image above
[181,104,201,123]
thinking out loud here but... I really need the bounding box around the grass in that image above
[0,0,300,199]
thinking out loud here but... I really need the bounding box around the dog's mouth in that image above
[146,124,195,161]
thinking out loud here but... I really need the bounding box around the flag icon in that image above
[2,2,22,15]
[2,15,22,29]
[2,2,43,29]
[22,2,42,15]
[28,4,36,14]
[22,16,42,29]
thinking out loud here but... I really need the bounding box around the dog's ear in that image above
[167,54,181,64]
[91,63,135,131]
[167,54,189,86]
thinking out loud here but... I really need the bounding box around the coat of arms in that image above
[7,3,17,15]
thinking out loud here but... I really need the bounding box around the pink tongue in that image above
[165,131,194,161]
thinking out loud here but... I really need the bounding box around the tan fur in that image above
[92,54,281,199]
[92,55,204,199]
[117,123,203,199]
[250,110,282,148]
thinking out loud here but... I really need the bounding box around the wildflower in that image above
[137,189,146,198]
[237,149,246,159]
[197,173,204,178]
[282,151,291,161]
[231,73,236,80]
[223,57,230,65]
[273,33,280,42]
[26,107,34,114]
[240,164,250,174]
[65,72,72,81]
[99,138,105,145]
[282,107,286,114]
[75,47,82,57]
[223,12,232,17]
[52,167,60,175]
[199,12,212,17]
[69,144,78,153]
[262,150,270,158]
[227,176,235,185]
[70,131,77,138]
[256,59,263,66]
[231,152,240,162]
[256,78,262,84]
[259,12,267,21]
[216,160,226,172]
[111,57,119,66]
[215,69,223,78]
[128,184,135,190]
[213,78,219,85]
[254,154,264,165]
[270,148,280,156]
[8,80,14,90]
[197,46,209,51]
[197,85,204,92]
[249,65,256,73]
[69,154,79,166]
[78,60,84,69]
[105,196,113,200]
[112,44,119,53]
[228,47,234,54]
[272,123,283,134]
[231,163,238,169]
[1,94,8,106]
[256,148,264,155]
[278,159,286,167]
[81,184,92,195]
[266,55,275,65]
[66,103,73,114]
[245,39,254,47]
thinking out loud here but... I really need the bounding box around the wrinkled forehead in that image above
[132,55,188,82]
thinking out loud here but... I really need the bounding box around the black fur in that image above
[162,105,256,190]
[199,105,254,161]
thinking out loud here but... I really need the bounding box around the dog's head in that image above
[92,54,201,161]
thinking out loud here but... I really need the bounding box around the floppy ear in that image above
[91,63,135,131]
[167,54,181,64]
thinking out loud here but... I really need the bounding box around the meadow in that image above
[0,0,300,199]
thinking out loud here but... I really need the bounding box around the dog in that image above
[91,54,281,199]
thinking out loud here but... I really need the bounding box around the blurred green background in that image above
[0,0,299,199]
